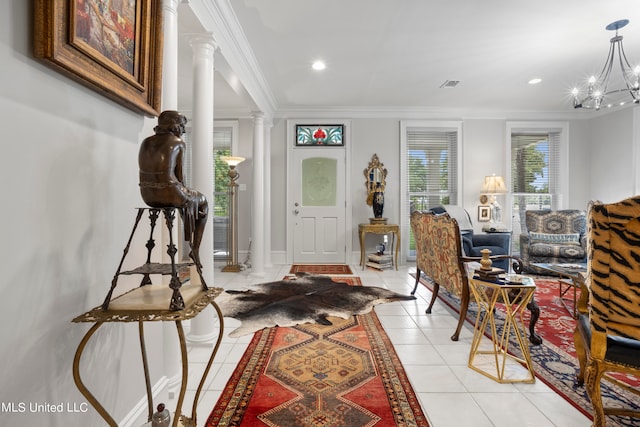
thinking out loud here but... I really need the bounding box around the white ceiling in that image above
[179,0,640,117]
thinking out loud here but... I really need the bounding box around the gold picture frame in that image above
[34,0,163,116]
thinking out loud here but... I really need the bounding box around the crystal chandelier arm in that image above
[571,19,640,109]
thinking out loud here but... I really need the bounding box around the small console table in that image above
[358,223,400,270]
[467,275,536,384]
[72,285,224,427]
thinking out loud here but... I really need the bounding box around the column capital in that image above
[163,0,181,12]
[186,32,218,52]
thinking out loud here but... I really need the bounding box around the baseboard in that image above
[119,376,168,427]
[270,251,287,265]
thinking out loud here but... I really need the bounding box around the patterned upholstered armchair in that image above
[430,205,511,271]
[410,210,540,343]
[574,197,640,426]
[519,209,587,273]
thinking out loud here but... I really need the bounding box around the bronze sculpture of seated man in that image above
[138,110,208,270]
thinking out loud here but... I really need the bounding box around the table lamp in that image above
[481,174,508,232]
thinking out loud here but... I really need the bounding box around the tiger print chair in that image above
[574,196,640,426]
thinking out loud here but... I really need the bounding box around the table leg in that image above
[360,230,366,270]
[558,275,578,318]
[394,231,400,270]
[188,301,225,426]
[73,322,118,426]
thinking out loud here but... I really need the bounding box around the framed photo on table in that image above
[34,0,163,116]
[478,205,491,222]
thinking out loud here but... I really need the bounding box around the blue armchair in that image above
[430,205,511,271]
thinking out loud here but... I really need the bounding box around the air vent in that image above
[440,80,460,88]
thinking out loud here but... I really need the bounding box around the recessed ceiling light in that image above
[528,78,542,85]
[312,60,326,71]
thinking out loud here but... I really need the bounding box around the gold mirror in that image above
[364,153,387,206]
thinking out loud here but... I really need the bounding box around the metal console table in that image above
[72,285,224,427]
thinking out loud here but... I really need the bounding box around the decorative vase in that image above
[152,403,171,427]
[372,185,384,218]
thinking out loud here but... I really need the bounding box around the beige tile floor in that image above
[167,263,592,426]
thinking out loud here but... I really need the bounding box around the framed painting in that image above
[478,205,491,222]
[296,125,345,146]
[34,0,163,116]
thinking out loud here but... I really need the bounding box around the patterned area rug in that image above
[289,264,353,275]
[207,277,429,427]
[413,273,640,427]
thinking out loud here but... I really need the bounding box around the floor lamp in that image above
[221,156,245,272]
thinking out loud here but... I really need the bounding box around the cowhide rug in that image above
[214,273,416,337]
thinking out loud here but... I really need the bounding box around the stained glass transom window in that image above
[296,124,344,146]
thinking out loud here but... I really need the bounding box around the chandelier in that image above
[572,19,640,110]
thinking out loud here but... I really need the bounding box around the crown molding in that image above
[184,0,277,119]
[273,105,595,121]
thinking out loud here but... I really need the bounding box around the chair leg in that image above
[425,282,440,314]
[585,362,606,427]
[411,269,421,295]
[526,299,543,345]
[452,287,469,341]
[573,327,587,386]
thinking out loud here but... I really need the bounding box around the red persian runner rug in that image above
[207,277,428,427]
[414,273,640,427]
[289,264,353,275]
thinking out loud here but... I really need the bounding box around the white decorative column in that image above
[161,0,179,109]
[161,0,180,394]
[186,33,218,342]
[251,111,265,276]
[264,119,273,267]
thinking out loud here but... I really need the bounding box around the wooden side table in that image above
[467,275,536,383]
[358,223,400,270]
[72,285,224,427]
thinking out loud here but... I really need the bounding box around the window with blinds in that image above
[510,131,561,253]
[183,122,237,259]
[407,130,459,211]
[401,122,461,260]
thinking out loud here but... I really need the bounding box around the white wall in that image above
[588,108,637,203]
[266,115,598,260]
[2,3,165,426]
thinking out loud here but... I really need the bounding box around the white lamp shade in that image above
[220,156,245,167]
[482,174,507,194]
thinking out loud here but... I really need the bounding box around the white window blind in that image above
[510,130,561,253]
[406,129,458,212]
[402,124,460,260]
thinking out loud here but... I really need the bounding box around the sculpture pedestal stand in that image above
[72,287,224,427]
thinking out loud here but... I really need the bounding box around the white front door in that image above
[290,148,346,263]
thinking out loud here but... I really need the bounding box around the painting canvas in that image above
[34,0,163,116]
[74,0,136,75]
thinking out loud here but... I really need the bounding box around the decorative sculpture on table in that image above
[139,110,209,269]
[100,110,210,312]
[364,153,387,224]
